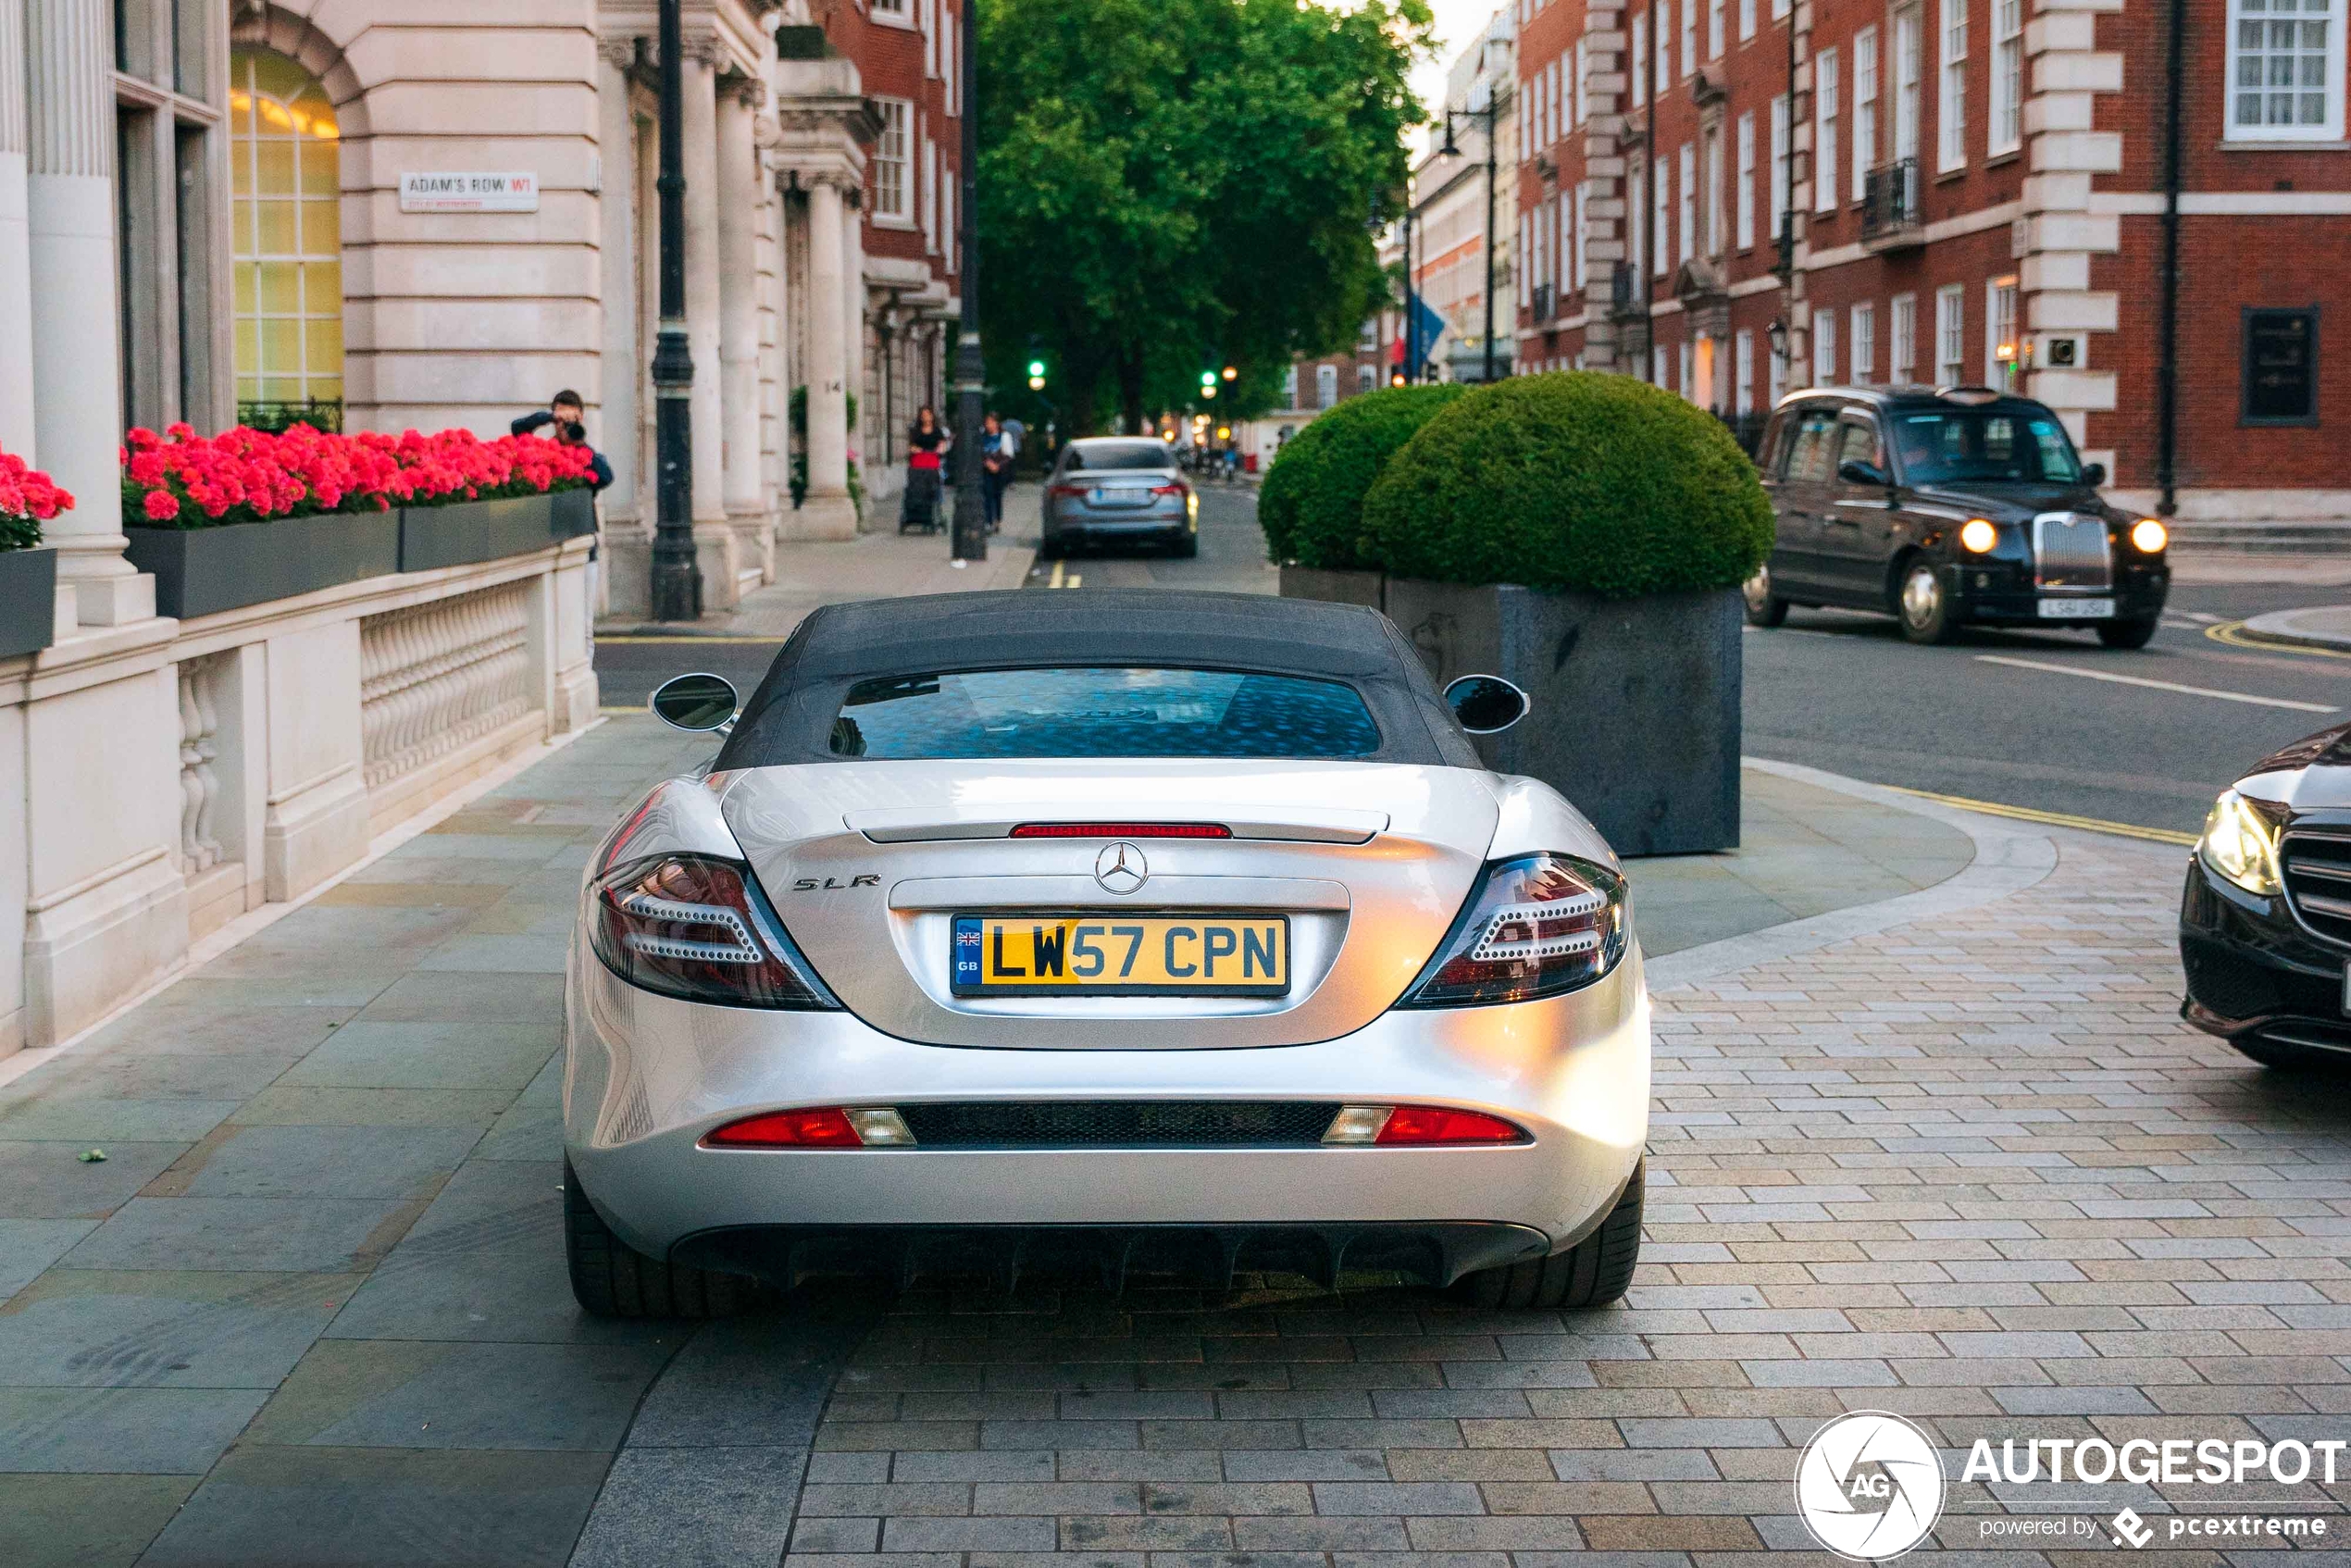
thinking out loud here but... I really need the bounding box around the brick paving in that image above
[778,830,2351,1566]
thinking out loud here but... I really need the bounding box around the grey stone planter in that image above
[1381,579,1742,856]
[398,488,596,572]
[1277,565,1385,610]
[0,545,58,658]
[125,512,401,620]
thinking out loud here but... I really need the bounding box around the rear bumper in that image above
[562,930,1651,1269]
[1045,511,1191,543]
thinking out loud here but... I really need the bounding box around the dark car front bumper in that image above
[1950,557,2171,627]
[2179,854,2351,1057]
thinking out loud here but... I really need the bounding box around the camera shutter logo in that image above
[1794,1411,1947,1561]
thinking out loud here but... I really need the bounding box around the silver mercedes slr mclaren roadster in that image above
[564,591,1650,1315]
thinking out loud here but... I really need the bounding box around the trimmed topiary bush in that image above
[1258,383,1467,569]
[1359,371,1773,598]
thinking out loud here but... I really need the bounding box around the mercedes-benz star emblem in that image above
[1093,841,1149,895]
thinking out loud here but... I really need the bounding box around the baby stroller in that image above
[899,462,942,533]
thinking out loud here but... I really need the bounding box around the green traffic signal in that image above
[1026,358,1046,378]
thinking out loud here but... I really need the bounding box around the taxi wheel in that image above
[1742,566,1789,628]
[2096,616,2159,650]
[565,1160,759,1319]
[1454,1161,1643,1310]
[1897,560,1959,645]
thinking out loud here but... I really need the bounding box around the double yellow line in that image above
[2206,620,2351,661]
[1885,786,2198,847]
[1045,560,1083,590]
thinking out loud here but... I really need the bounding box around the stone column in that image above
[26,0,151,626]
[799,173,857,540]
[2019,0,2123,485]
[0,0,35,456]
[716,78,768,579]
[678,41,739,604]
[843,200,866,519]
[595,40,640,520]
[1578,2,1629,372]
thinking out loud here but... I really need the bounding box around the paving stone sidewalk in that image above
[3,714,2344,1565]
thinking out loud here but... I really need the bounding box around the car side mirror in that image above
[2080,461,2107,488]
[1837,459,1889,488]
[651,672,740,734]
[1444,674,1530,735]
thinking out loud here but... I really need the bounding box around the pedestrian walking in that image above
[981,411,1016,533]
[901,406,947,533]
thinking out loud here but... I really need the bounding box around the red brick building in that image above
[1513,0,2351,526]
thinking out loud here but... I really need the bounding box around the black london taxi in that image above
[1745,386,2171,647]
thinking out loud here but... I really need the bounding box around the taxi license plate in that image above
[2039,597,2114,618]
[952,915,1288,996]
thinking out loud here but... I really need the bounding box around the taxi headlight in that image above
[1959,517,1999,554]
[2131,517,2168,554]
[2197,789,2283,897]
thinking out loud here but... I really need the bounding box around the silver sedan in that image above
[1039,437,1198,558]
[564,591,1649,1316]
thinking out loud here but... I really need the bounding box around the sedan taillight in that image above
[1047,483,1087,499]
[1151,482,1186,498]
[1396,852,1627,1008]
[588,853,840,1010]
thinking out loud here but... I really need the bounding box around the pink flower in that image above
[143,489,181,521]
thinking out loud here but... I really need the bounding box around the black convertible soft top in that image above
[712,590,1482,769]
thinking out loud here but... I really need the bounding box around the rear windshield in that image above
[1889,409,2082,485]
[1063,442,1172,472]
[829,666,1382,759]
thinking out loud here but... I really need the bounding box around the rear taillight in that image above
[1009,822,1232,839]
[1151,482,1186,497]
[1323,1104,1529,1145]
[588,853,840,1010]
[1048,483,1087,499]
[1397,852,1627,1008]
[703,1106,914,1148]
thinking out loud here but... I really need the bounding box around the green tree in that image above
[976,0,1429,434]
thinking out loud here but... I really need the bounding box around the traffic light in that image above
[1220,365,1238,381]
[1199,369,1216,392]
[1389,370,1406,387]
[1026,356,1046,379]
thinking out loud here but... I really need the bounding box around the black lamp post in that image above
[950,0,986,562]
[1438,85,1503,384]
[650,0,702,621]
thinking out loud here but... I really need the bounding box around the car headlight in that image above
[1395,852,1627,1008]
[2197,790,2283,897]
[1959,517,1999,554]
[2131,517,2168,554]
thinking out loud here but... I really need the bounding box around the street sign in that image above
[399,172,541,213]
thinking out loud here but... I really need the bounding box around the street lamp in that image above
[649,0,702,620]
[1437,81,1504,384]
[950,0,986,563]
[1766,317,1788,398]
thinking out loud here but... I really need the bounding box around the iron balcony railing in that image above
[1860,157,1922,249]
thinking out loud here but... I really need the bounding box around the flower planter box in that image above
[125,512,401,620]
[1328,577,1742,856]
[1276,565,1384,611]
[398,489,596,573]
[0,546,59,658]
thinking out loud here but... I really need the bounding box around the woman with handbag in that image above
[900,406,948,533]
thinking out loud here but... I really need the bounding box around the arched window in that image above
[230,50,343,429]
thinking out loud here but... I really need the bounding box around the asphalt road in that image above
[596,484,2345,840]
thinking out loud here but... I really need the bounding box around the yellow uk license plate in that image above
[952,915,1289,996]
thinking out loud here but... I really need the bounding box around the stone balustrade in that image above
[0,534,597,1057]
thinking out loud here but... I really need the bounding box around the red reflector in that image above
[703,1107,863,1148]
[1374,1106,1529,1146]
[1009,822,1233,840]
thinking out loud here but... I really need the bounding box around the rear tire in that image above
[2096,616,2159,650]
[1173,533,1199,559]
[1743,566,1789,628]
[1454,1161,1643,1309]
[1037,533,1061,560]
[565,1160,759,1319]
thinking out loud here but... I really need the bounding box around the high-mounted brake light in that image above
[1009,822,1232,839]
[588,853,840,1010]
[1397,852,1627,1008]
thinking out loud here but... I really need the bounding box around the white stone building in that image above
[0,0,958,1058]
